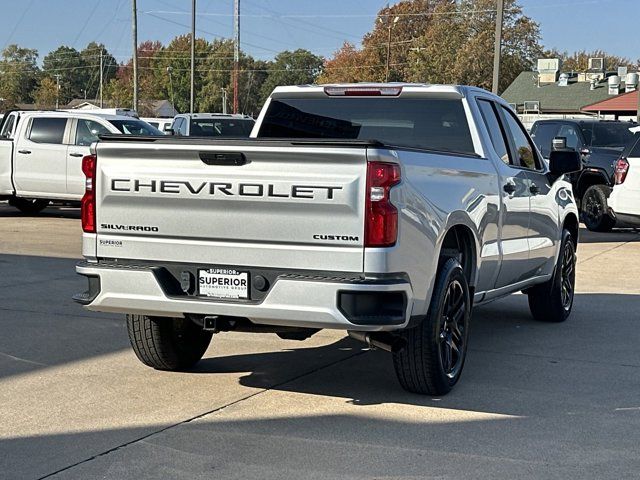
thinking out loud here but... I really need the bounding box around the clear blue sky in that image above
[1,0,638,63]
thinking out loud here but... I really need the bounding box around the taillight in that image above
[614,157,629,185]
[81,154,97,233]
[365,162,401,247]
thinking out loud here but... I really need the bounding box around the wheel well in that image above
[576,171,609,201]
[563,213,579,242]
[439,225,476,287]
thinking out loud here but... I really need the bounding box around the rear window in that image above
[28,117,67,144]
[627,133,640,157]
[531,123,560,158]
[108,119,163,136]
[580,123,635,149]
[189,118,254,137]
[258,97,476,155]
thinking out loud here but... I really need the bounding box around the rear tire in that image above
[126,315,212,371]
[527,229,576,323]
[582,185,615,232]
[9,197,50,214]
[393,258,471,395]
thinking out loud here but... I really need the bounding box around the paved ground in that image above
[1,202,639,479]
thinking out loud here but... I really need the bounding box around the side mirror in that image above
[552,136,568,151]
[549,150,582,176]
[164,125,174,135]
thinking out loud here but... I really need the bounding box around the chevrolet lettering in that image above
[75,83,581,396]
[110,178,342,200]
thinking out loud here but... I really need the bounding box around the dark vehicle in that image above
[530,119,637,231]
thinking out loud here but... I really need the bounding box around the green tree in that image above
[34,77,59,109]
[259,49,324,100]
[0,44,40,107]
[42,46,88,103]
[80,42,117,100]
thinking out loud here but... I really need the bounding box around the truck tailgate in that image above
[93,139,368,272]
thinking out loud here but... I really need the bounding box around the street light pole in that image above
[190,0,196,114]
[492,0,504,94]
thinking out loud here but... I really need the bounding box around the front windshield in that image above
[108,119,163,136]
[581,123,635,148]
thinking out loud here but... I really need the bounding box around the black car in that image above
[530,119,637,231]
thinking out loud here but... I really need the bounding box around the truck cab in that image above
[0,110,162,213]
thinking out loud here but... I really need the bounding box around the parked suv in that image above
[608,132,640,227]
[530,119,637,231]
[169,113,255,137]
[0,110,162,213]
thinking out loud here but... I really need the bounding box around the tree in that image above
[319,0,542,92]
[317,43,368,84]
[34,77,59,109]
[80,42,117,100]
[42,46,88,103]
[259,49,324,100]
[544,49,633,72]
[0,44,40,107]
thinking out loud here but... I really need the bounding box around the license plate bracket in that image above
[198,268,249,299]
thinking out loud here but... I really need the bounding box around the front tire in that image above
[527,229,576,323]
[8,197,50,214]
[126,315,212,371]
[582,185,615,232]
[393,258,471,395]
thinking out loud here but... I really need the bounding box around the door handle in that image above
[530,183,540,195]
[69,152,84,157]
[17,150,31,154]
[503,181,517,195]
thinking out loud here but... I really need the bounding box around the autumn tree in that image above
[317,42,369,84]
[0,45,40,106]
[34,77,58,109]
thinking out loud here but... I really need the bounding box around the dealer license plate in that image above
[198,268,249,299]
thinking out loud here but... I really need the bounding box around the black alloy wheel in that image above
[439,279,467,379]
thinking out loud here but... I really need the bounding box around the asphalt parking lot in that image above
[1,202,639,479]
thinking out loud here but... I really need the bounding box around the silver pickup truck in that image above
[74,84,582,395]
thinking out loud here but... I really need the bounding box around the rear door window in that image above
[530,123,559,158]
[259,97,476,155]
[28,117,68,144]
[477,99,511,165]
[500,106,540,170]
[75,119,110,146]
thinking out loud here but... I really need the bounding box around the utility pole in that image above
[54,74,61,109]
[190,0,196,113]
[383,15,399,82]
[167,67,175,113]
[233,0,240,113]
[132,0,138,111]
[492,0,504,94]
[99,50,104,108]
[221,88,228,114]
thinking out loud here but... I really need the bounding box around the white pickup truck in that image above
[75,83,582,395]
[0,110,162,213]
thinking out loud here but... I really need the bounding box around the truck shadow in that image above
[578,226,640,243]
[0,202,80,219]
[194,292,640,411]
